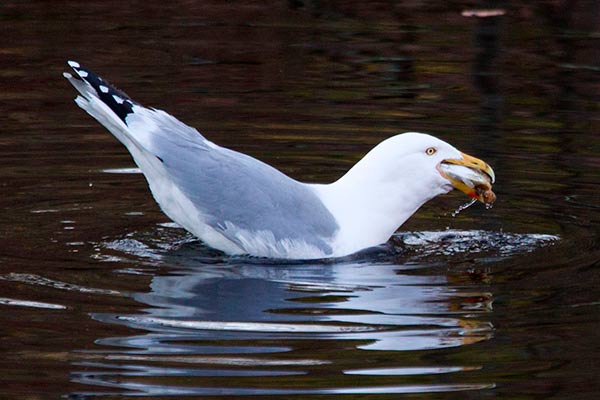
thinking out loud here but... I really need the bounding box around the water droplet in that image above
[485,202,494,210]
[451,198,478,217]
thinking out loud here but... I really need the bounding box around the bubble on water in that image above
[398,230,559,258]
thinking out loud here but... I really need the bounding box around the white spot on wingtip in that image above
[112,94,124,104]
[67,60,80,68]
[99,85,109,93]
[63,72,72,79]
[78,70,89,78]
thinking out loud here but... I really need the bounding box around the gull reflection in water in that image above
[73,237,496,397]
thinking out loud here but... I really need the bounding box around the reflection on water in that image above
[60,228,553,397]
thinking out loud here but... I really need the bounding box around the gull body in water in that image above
[64,61,495,259]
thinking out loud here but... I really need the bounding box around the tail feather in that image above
[64,60,210,165]
[65,60,135,123]
[64,60,171,190]
[64,61,148,158]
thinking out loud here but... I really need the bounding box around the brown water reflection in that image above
[1,0,599,398]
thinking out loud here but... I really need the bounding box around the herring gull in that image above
[64,61,495,259]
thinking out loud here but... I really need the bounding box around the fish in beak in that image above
[438,152,496,204]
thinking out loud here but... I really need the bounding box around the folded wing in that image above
[64,61,338,258]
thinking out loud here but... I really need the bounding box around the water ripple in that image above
[0,273,121,296]
[65,228,557,397]
[115,315,383,333]
[0,297,66,310]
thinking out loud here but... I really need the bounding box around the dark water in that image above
[1,1,599,398]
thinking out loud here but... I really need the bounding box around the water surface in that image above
[1,1,599,398]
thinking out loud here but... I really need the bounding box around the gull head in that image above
[316,132,497,255]
[361,132,496,205]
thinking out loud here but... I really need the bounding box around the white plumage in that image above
[64,61,495,259]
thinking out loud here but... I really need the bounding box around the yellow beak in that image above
[438,152,496,204]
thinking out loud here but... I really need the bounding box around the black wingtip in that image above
[67,60,136,123]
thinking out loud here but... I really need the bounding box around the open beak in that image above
[438,152,496,204]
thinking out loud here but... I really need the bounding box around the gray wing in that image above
[131,110,339,254]
[63,61,338,255]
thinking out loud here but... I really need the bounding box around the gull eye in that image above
[425,147,437,156]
